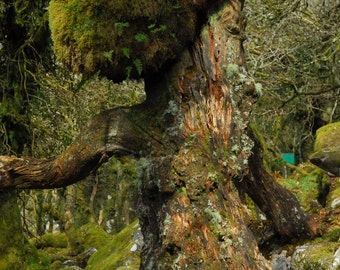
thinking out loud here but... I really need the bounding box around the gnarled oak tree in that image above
[0,0,316,268]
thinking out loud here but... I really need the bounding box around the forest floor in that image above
[31,163,340,270]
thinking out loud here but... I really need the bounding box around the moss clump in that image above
[49,0,208,82]
[86,219,140,270]
[322,228,340,242]
[78,223,111,250]
[31,232,68,249]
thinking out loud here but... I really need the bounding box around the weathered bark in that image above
[135,2,273,268]
[0,0,316,269]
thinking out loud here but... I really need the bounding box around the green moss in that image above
[79,223,111,250]
[322,228,340,242]
[0,242,50,270]
[49,0,202,81]
[305,243,337,267]
[31,232,68,249]
[278,174,323,211]
[292,242,338,270]
[86,220,140,270]
[303,261,326,270]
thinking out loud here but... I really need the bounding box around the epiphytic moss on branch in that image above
[48,0,210,82]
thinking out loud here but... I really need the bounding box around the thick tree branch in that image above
[0,108,147,189]
[234,128,318,240]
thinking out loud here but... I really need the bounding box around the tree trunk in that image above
[0,0,316,268]
[136,1,270,268]
[65,185,82,255]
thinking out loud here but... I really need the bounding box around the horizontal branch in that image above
[0,108,147,189]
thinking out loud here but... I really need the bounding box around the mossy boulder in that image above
[313,122,340,152]
[78,223,111,250]
[290,242,339,270]
[86,219,140,270]
[310,122,340,176]
[49,0,209,82]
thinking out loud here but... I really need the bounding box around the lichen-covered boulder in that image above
[290,242,339,270]
[310,122,340,176]
[313,122,340,152]
[49,0,209,82]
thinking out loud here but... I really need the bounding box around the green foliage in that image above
[148,23,167,33]
[103,50,114,62]
[134,33,149,43]
[114,21,130,36]
[29,69,145,157]
[0,192,50,270]
[121,47,130,59]
[0,2,54,268]
[133,58,143,76]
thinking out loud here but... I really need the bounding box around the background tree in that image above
[244,0,340,168]
[0,1,52,268]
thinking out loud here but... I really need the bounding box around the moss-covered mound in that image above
[310,122,340,176]
[314,122,340,152]
[86,220,140,270]
[49,0,208,82]
[78,223,111,250]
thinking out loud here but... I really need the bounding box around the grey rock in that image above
[331,198,340,209]
[271,250,290,270]
[332,248,340,270]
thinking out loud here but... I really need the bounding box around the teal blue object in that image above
[281,153,295,164]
